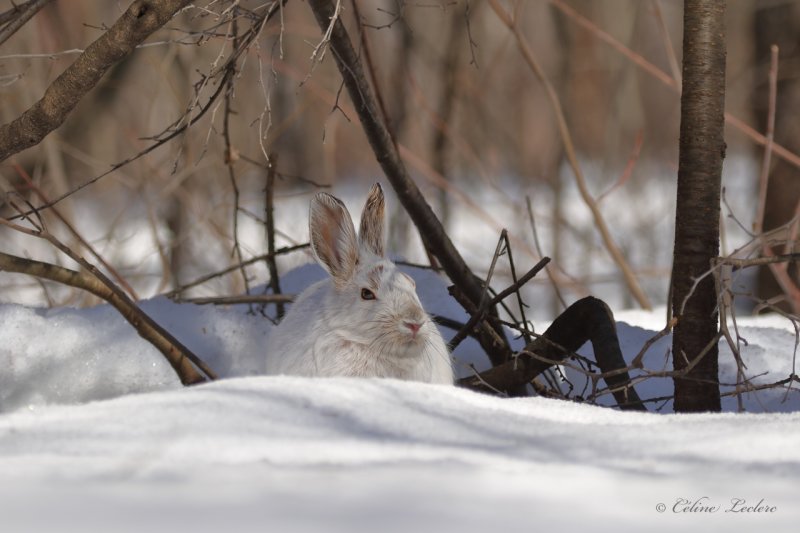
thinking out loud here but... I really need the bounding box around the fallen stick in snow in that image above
[0,251,215,385]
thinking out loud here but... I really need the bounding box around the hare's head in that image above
[309,184,433,354]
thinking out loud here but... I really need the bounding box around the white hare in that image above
[266,184,454,384]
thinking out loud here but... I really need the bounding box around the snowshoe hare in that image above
[266,184,454,384]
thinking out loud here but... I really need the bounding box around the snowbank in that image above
[1,264,799,531]
[1,377,798,533]
[2,263,796,414]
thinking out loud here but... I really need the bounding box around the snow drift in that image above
[1,265,799,532]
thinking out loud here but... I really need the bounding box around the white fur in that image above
[266,185,454,385]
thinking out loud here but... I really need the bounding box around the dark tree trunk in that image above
[671,0,726,412]
[753,4,800,312]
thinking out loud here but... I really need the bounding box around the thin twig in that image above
[306,0,514,365]
[526,196,568,310]
[222,17,252,305]
[0,232,215,384]
[448,232,508,351]
[449,254,550,351]
[716,254,800,269]
[631,317,677,368]
[0,0,54,47]
[164,243,309,297]
[502,231,532,344]
[549,0,800,172]
[488,0,652,310]
[264,153,285,318]
[651,0,681,85]
[9,1,285,220]
[178,294,295,305]
[309,0,342,64]
[12,164,140,301]
[714,263,747,411]
[0,0,194,163]
[754,45,779,236]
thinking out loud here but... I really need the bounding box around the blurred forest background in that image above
[0,0,797,321]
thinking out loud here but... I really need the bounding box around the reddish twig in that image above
[549,0,800,173]
[12,164,140,300]
[488,0,653,310]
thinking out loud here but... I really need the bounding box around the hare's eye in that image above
[361,288,376,301]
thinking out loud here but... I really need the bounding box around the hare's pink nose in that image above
[404,322,422,335]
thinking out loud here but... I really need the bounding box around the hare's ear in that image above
[310,193,358,285]
[358,183,385,257]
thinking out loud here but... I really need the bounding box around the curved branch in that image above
[10,0,287,221]
[459,296,647,411]
[0,0,192,163]
[0,251,213,385]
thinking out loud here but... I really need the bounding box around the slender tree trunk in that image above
[671,0,726,412]
[753,4,800,312]
[387,22,414,255]
[431,8,464,231]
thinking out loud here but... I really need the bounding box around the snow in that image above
[2,378,798,532]
[609,308,800,412]
[1,264,799,531]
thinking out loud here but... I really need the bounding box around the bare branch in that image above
[0,251,213,385]
[448,232,520,351]
[0,0,54,47]
[549,0,800,174]
[9,1,286,221]
[306,0,514,364]
[526,197,568,311]
[459,296,647,411]
[178,294,295,305]
[0,0,194,163]
[222,17,252,303]
[164,243,309,298]
[754,45,779,236]
[716,254,800,269]
[264,154,285,318]
[12,164,140,300]
[488,0,652,310]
